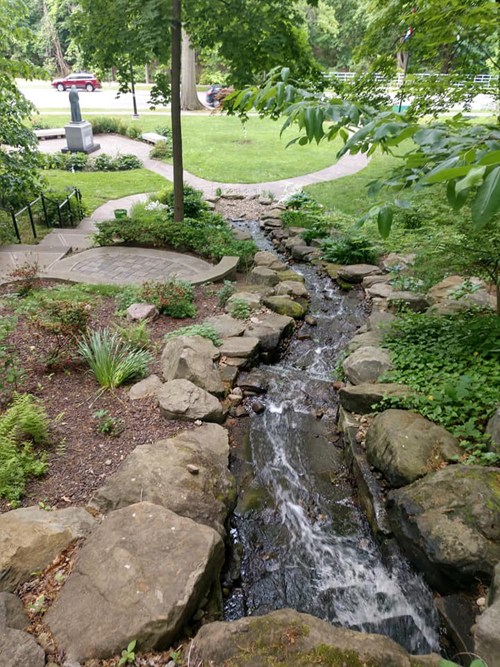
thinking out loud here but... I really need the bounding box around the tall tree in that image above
[180,29,204,111]
[171,0,184,221]
[1,0,44,208]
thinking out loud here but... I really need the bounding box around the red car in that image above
[51,72,101,92]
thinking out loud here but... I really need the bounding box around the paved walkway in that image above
[38,134,369,198]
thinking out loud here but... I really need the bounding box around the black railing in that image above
[2,188,83,243]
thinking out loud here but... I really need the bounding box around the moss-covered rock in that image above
[276,270,305,284]
[387,465,500,593]
[189,609,440,667]
[263,296,307,319]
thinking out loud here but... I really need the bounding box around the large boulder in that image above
[0,627,45,667]
[253,251,287,272]
[189,608,439,667]
[276,280,310,298]
[243,312,294,351]
[277,270,305,284]
[291,245,319,262]
[158,379,227,423]
[205,314,246,338]
[366,283,394,299]
[346,331,382,352]
[45,502,224,663]
[262,296,306,319]
[0,592,28,630]
[337,264,383,284]
[339,384,410,415]
[475,563,500,667]
[387,465,500,592]
[0,506,97,593]
[342,346,393,385]
[249,266,279,286]
[161,335,224,396]
[486,406,500,454]
[367,310,396,332]
[225,292,262,314]
[387,291,430,313]
[91,424,235,536]
[366,410,461,487]
[427,276,496,312]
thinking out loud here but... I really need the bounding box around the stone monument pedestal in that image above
[62,121,100,154]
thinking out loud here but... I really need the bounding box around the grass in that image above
[43,169,169,212]
[36,114,342,183]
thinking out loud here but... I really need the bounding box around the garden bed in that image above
[0,278,243,512]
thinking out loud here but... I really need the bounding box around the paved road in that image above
[21,83,208,112]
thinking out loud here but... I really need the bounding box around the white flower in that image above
[145,200,170,212]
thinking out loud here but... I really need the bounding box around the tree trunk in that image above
[171,0,184,222]
[145,63,151,84]
[180,29,204,110]
[43,0,69,76]
[397,50,409,71]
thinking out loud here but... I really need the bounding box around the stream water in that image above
[224,220,440,655]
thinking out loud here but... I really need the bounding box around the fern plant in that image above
[0,394,51,502]
[78,329,152,389]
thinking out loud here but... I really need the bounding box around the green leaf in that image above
[377,206,393,238]
[471,165,500,229]
[446,181,469,211]
[127,640,137,652]
[478,150,500,166]
[455,165,486,194]
[280,67,290,83]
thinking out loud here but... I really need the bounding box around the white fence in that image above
[328,71,498,89]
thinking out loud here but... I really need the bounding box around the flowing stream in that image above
[224,220,440,655]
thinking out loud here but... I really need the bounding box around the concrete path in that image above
[38,134,369,198]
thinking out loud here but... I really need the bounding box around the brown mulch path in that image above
[0,278,246,513]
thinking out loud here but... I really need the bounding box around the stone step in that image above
[38,231,93,250]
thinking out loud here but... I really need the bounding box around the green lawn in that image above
[305,148,404,217]
[37,114,342,183]
[43,169,169,212]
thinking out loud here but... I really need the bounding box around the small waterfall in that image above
[225,219,440,655]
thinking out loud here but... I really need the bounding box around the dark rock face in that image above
[189,608,440,667]
[387,465,500,592]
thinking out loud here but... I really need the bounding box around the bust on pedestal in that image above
[62,86,100,154]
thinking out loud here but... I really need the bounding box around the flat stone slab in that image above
[219,336,260,358]
[338,264,383,284]
[253,251,287,272]
[158,379,227,423]
[275,280,310,298]
[339,383,410,414]
[45,502,224,663]
[243,312,294,351]
[205,314,246,338]
[0,506,97,592]
[91,424,235,536]
[225,291,262,313]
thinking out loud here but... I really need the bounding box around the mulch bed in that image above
[0,278,246,513]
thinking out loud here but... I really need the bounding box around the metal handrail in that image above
[0,187,82,242]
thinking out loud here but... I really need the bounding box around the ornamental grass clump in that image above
[78,329,152,389]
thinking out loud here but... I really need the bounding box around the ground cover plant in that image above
[93,184,257,267]
[380,311,500,465]
[164,323,221,346]
[35,114,342,183]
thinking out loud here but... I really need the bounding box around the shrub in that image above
[0,393,51,502]
[115,285,141,313]
[33,298,91,368]
[90,116,126,135]
[155,126,172,140]
[283,190,315,210]
[43,188,87,226]
[161,184,208,219]
[66,152,89,171]
[8,260,41,296]
[149,140,172,159]
[164,323,221,346]
[125,124,143,140]
[320,233,381,265]
[113,320,151,350]
[138,279,196,318]
[78,329,152,389]
[114,154,143,170]
[93,153,116,171]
